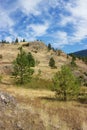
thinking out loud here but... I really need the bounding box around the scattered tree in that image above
[23,39,26,42]
[53,65,80,101]
[49,57,55,68]
[48,43,51,51]
[12,47,34,84]
[70,56,77,67]
[15,38,18,43]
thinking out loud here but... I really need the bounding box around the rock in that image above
[0,91,16,106]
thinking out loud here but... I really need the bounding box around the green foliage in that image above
[15,38,18,43]
[48,43,51,51]
[23,39,26,42]
[12,47,34,84]
[53,65,80,101]
[27,52,35,67]
[82,57,87,64]
[49,57,55,68]
[18,78,53,90]
[70,55,77,67]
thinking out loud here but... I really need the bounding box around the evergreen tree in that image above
[27,52,35,67]
[48,43,51,51]
[53,65,80,101]
[23,39,26,42]
[13,47,34,84]
[15,38,18,43]
[49,57,55,68]
[71,56,76,67]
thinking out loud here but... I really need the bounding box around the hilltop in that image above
[0,41,87,80]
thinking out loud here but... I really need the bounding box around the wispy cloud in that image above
[0,0,87,52]
[60,0,87,44]
[0,7,14,29]
[27,22,49,37]
[18,0,42,15]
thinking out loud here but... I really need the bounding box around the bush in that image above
[53,65,80,101]
[49,57,56,68]
[48,43,52,51]
[0,54,3,59]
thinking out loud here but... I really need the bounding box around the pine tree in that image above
[12,47,34,84]
[15,38,18,43]
[49,57,55,68]
[27,52,35,67]
[53,65,80,101]
[48,43,51,51]
[23,39,26,42]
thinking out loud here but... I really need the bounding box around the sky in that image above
[0,0,87,53]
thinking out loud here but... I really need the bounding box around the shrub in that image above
[48,43,51,51]
[49,57,56,68]
[53,65,80,101]
[0,54,3,59]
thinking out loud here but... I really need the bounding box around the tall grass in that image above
[16,78,53,90]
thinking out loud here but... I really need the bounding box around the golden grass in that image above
[0,82,87,130]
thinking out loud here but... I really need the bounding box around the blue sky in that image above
[0,0,87,53]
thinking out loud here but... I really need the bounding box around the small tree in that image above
[27,52,35,67]
[49,57,55,68]
[15,38,18,43]
[70,56,77,67]
[53,65,80,101]
[12,47,34,84]
[48,43,51,51]
[23,39,26,42]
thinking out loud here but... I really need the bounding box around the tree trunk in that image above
[64,91,67,101]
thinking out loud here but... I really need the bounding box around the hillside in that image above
[0,83,87,130]
[72,49,87,57]
[0,41,87,82]
[0,41,87,130]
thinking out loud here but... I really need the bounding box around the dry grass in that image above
[0,42,87,129]
[0,82,87,130]
[0,43,87,79]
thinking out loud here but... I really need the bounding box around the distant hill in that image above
[72,49,87,57]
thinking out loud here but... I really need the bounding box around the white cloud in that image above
[27,22,49,37]
[60,0,87,44]
[0,8,14,29]
[50,31,68,48]
[18,0,42,15]
[5,36,12,42]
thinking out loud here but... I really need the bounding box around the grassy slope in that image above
[0,42,87,79]
[0,42,87,129]
[0,82,87,130]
